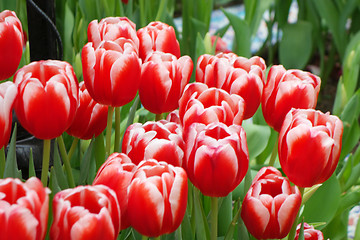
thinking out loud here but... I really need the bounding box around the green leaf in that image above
[301,174,341,229]
[242,120,271,160]
[94,133,106,171]
[218,193,232,237]
[193,188,210,240]
[222,8,251,58]
[275,0,292,28]
[28,148,36,178]
[4,124,21,179]
[279,21,313,69]
[53,141,69,190]
[298,221,305,240]
[79,139,95,185]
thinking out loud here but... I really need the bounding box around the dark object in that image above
[8,0,63,179]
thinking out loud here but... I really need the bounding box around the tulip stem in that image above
[114,107,121,153]
[41,139,51,186]
[155,113,163,121]
[211,197,218,240]
[67,137,79,161]
[268,132,279,167]
[287,187,305,240]
[57,135,76,188]
[0,147,5,177]
[105,106,114,158]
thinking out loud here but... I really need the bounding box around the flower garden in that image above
[0,0,359,239]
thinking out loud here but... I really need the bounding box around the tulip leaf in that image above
[193,188,211,240]
[242,120,271,160]
[79,139,94,185]
[222,8,251,58]
[181,205,194,240]
[50,166,61,196]
[94,133,106,171]
[279,21,313,69]
[298,221,305,240]
[218,193,232,237]
[301,174,341,229]
[4,124,22,179]
[53,141,69,190]
[28,148,36,178]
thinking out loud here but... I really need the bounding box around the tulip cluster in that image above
[0,8,344,240]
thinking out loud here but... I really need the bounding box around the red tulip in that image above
[66,82,108,140]
[121,0,129,4]
[241,166,302,239]
[178,82,245,129]
[166,110,181,125]
[210,35,231,54]
[279,108,343,188]
[261,65,321,132]
[196,53,266,119]
[93,153,137,230]
[87,17,139,50]
[139,52,192,114]
[0,81,17,149]
[184,122,249,197]
[295,223,324,240]
[0,10,24,80]
[137,21,180,61]
[82,39,141,107]
[13,60,79,140]
[0,177,49,240]
[122,120,184,166]
[50,185,120,240]
[127,159,188,237]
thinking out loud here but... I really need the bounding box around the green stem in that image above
[155,113,163,121]
[105,106,114,158]
[0,147,5,177]
[155,0,167,21]
[41,139,51,186]
[287,187,305,240]
[141,236,148,240]
[114,107,121,153]
[211,197,218,240]
[268,132,279,167]
[57,135,76,188]
[67,137,79,161]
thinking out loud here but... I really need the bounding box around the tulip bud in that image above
[127,159,188,237]
[184,122,249,197]
[295,223,325,240]
[122,120,184,166]
[0,177,49,240]
[279,108,343,187]
[13,60,79,140]
[50,185,121,240]
[241,167,302,239]
[93,153,137,230]
[66,82,108,140]
[137,21,180,61]
[0,10,24,80]
[261,65,321,132]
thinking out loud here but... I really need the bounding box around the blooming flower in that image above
[241,167,302,239]
[279,108,343,187]
[13,60,79,140]
[0,177,49,240]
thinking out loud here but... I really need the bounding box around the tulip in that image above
[66,81,108,140]
[0,177,49,240]
[279,108,343,188]
[93,153,137,230]
[196,53,266,119]
[241,166,302,239]
[82,39,141,107]
[139,52,193,114]
[0,10,24,80]
[87,17,139,50]
[210,35,231,54]
[0,81,17,149]
[166,109,181,125]
[13,60,79,140]
[178,82,245,129]
[184,122,249,197]
[122,120,184,166]
[50,185,120,240]
[261,65,321,132]
[295,223,324,240]
[127,159,188,237]
[137,21,180,61]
